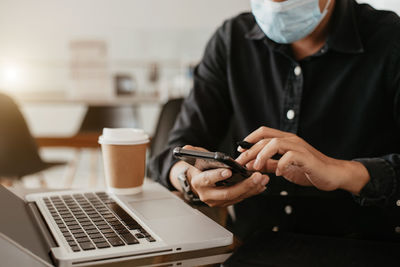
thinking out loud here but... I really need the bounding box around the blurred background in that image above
[0,0,398,189]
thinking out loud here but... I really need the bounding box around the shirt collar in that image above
[327,0,364,54]
[245,0,364,54]
[245,22,265,41]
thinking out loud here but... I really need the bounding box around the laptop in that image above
[0,183,233,266]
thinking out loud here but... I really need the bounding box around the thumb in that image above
[275,151,306,176]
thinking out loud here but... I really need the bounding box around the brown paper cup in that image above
[101,142,148,195]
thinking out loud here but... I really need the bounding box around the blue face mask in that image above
[251,0,331,44]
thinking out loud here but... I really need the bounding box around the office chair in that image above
[78,105,138,133]
[0,93,65,187]
[149,97,234,157]
[149,98,184,158]
[148,97,231,226]
[149,98,238,226]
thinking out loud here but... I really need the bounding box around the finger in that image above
[218,174,269,207]
[244,126,288,144]
[238,174,269,198]
[246,159,278,173]
[200,172,269,203]
[236,139,270,165]
[265,159,278,173]
[253,138,303,170]
[206,184,266,207]
[187,165,201,177]
[275,150,307,177]
[191,168,232,189]
[237,146,245,153]
[275,151,314,187]
[245,159,256,169]
[182,145,208,152]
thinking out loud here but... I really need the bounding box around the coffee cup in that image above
[98,128,149,195]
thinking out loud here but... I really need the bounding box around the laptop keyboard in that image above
[42,192,156,252]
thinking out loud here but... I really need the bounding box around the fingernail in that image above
[222,169,231,178]
[253,173,262,184]
[261,177,268,186]
[254,158,261,170]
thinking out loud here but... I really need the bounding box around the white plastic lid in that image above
[98,128,149,145]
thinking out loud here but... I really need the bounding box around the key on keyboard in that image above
[43,191,156,252]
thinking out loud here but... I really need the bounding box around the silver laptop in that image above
[0,183,233,266]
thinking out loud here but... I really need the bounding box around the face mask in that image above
[251,0,331,44]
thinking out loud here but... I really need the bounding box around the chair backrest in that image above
[0,93,46,177]
[78,106,137,133]
[149,98,184,157]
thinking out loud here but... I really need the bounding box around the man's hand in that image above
[236,126,370,194]
[170,145,269,207]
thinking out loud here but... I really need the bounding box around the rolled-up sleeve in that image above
[353,36,400,207]
[353,156,399,206]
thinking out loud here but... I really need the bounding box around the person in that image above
[149,0,400,241]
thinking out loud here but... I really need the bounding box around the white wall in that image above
[0,0,251,136]
[357,0,400,13]
[0,0,250,60]
[0,0,250,93]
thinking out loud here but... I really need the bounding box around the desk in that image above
[7,186,237,267]
[36,133,101,148]
[34,133,101,188]
[12,90,163,137]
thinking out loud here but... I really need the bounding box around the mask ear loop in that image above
[320,0,332,18]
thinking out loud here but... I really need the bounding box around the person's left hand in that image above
[235,126,370,193]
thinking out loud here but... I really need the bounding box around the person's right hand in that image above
[184,145,269,207]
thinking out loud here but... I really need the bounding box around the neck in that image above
[291,0,336,61]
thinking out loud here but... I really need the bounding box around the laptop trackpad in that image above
[128,198,196,221]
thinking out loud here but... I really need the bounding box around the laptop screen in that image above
[0,185,53,265]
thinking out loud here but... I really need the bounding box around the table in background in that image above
[18,91,162,187]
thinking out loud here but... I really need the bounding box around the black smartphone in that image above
[173,147,254,186]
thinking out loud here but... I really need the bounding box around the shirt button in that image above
[396,200,400,206]
[280,191,288,196]
[272,226,279,232]
[294,66,302,76]
[286,109,295,120]
[284,205,293,215]
[395,226,400,233]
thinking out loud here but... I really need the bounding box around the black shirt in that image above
[149,0,400,240]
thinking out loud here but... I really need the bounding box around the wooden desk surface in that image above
[35,133,101,148]
[35,133,154,149]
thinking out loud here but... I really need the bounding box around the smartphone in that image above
[173,147,254,186]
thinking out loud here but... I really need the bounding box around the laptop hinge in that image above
[27,202,59,263]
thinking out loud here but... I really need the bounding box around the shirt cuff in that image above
[352,158,397,207]
[148,150,179,191]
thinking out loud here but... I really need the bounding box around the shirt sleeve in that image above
[352,35,400,207]
[353,156,399,207]
[148,22,233,190]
